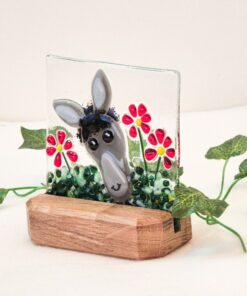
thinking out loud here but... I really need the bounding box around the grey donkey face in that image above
[53,69,131,202]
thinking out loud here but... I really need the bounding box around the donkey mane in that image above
[77,102,119,142]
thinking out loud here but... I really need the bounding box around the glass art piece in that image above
[0,55,243,257]
[46,56,180,211]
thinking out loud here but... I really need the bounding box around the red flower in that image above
[46,130,78,167]
[144,128,175,170]
[122,103,151,138]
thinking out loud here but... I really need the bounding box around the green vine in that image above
[217,159,229,199]
[0,186,47,204]
[173,135,247,253]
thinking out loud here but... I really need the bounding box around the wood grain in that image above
[26,194,192,260]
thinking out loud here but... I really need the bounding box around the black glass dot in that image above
[88,138,99,151]
[102,130,114,143]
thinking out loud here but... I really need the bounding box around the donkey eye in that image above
[88,138,99,151]
[102,130,114,143]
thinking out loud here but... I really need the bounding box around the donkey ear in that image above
[53,99,84,128]
[91,69,112,112]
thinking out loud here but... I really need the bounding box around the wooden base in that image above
[26,194,192,260]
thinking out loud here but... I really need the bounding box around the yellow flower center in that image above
[135,118,142,126]
[157,146,165,156]
[57,145,63,152]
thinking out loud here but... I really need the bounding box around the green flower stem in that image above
[137,127,148,174]
[210,216,247,253]
[222,176,247,201]
[62,152,71,172]
[217,159,229,199]
[154,157,161,181]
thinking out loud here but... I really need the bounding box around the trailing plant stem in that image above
[155,157,161,181]
[217,159,229,199]
[195,212,207,220]
[9,186,47,197]
[222,177,246,201]
[62,152,71,172]
[137,128,148,174]
[196,212,246,253]
[210,216,247,253]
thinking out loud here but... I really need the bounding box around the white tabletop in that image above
[0,106,247,296]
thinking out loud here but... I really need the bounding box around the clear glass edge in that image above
[46,54,181,76]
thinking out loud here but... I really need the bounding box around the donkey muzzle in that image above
[100,152,130,202]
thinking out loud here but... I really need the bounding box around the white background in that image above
[1,0,247,121]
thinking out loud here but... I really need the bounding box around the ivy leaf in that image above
[19,126,72,150]
[0,188,9,204]
[205,135,247,160]
[19,127,46,149]
[172,184,228,218]
[235,159,247,180]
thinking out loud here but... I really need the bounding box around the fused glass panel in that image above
[46,56,180,211]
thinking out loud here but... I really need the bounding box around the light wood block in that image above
[26,194,192,260]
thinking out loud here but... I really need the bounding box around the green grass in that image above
[47,165,175,211]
